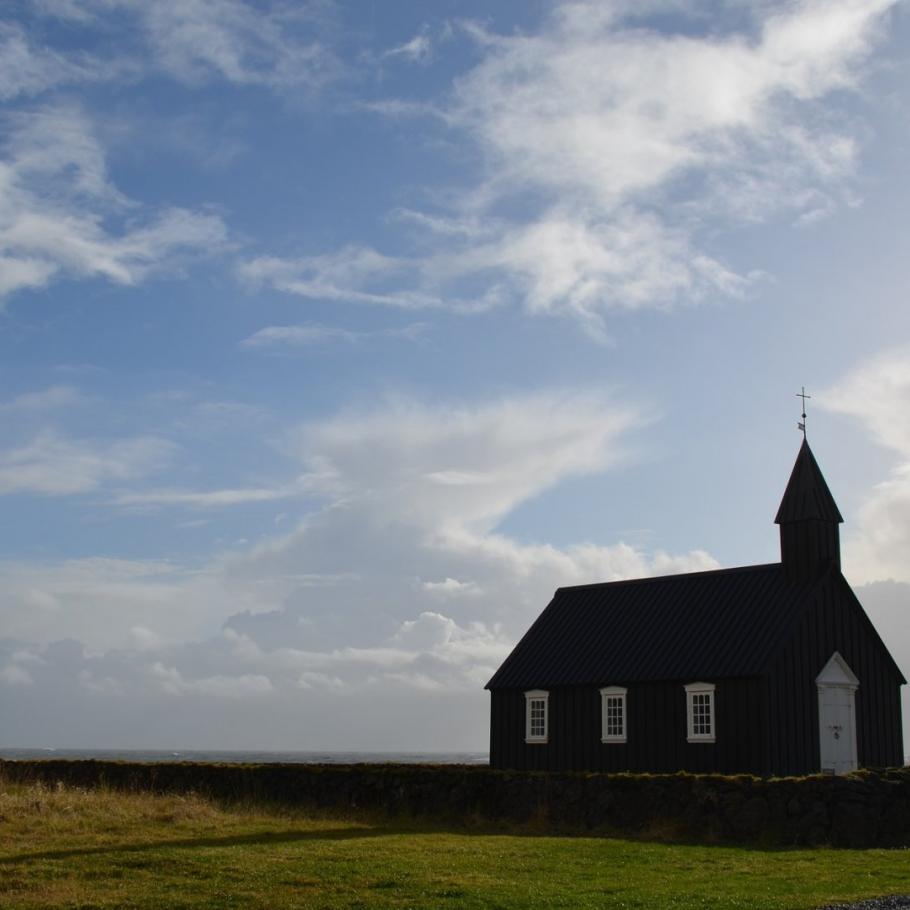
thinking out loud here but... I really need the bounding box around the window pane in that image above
[691,692,712,736]
[529,698,546,737]
[605,695,624,737]
[603,694,625,738]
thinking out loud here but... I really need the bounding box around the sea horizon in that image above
[0,747,490,765]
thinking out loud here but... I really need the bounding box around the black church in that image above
[486,439,905,776]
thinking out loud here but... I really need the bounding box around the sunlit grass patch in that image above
[1,779,909,909]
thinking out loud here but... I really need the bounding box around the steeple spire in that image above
[775,439,842,581]
[797,386,810,439]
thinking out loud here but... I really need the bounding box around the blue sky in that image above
[2,0,910,753]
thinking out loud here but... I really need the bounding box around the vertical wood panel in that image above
[489,571,902,774]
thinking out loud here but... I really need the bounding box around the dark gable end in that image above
[835,574,907,684]
[486,563,825,690]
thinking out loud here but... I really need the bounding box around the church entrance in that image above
[815,652,859,775]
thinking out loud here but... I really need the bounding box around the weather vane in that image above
[797,386,810,439]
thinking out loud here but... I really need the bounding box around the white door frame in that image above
[815,651,859,775]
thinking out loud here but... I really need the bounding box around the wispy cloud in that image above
[287,391,643,534]
[0,385,83,412]
[237,249,452,310]
[381,30,433,65]
[420,577,483,598]
[0,389,719,747]
[0,104,228,302]
[113,486,296,509]
[31,0,340,94]
[150,661,273,697]
[0,430,174,495]
[241,321,427,349]
[0,22,110,100]
[820,347,910,584]
[131,0,339,92]
[250,0,896,335]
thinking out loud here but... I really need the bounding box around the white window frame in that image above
[524,689,549,743]
[600,686,627,743]
[684,682,716,743]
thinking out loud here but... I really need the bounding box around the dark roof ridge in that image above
[487,559,814,689]
[554,561,783,595]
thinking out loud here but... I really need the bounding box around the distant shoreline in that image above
[0,748,489,765]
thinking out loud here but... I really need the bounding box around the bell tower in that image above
[775,438,843,582]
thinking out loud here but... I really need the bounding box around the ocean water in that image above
[0,748,489,765]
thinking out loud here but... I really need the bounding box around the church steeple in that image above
[775,438,843,581]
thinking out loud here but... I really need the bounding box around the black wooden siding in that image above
[768,575,904,774]
[488,441,905,776]
[490,574,904,776]
[779,521,841,579]
[490,678,768,774]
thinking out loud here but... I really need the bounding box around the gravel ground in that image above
[817,898,910,910]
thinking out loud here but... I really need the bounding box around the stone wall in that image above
[2,760,908,847]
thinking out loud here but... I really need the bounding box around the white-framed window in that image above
[600,686,627,743]
[524,690,549,743]
[684,682,716,743]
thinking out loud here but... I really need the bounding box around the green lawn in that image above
[1,781,909,909]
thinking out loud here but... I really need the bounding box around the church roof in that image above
[775,438,843,524]
[485,563,823,690]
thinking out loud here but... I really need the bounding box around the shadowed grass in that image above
[1,780,909,909]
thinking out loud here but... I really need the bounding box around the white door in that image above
[815,652,859,775]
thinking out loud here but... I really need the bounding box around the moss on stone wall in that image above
[2,760,908,847]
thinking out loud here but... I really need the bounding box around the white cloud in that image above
[421,577,483,598]
[821,348,910,584]
[244,211,748,338]
[382,31,433,65]
[0,663,35,687]
[1,390,718,748]
[441,209,752,335]
[815,348,910,582]
[0,645,45,688]
[821,348,910,456]
[243,323,360,347]
[237,248,452,310]
[451,0,893,323]
[297,670,346,691]
[113,486,294,509]
[240,322,427,349]
[0,255,56,296]
[253,0,895,334]
[0,385,83,412]
[216,390,717,655]
[451,1,886,210]
[0,431,174,496]
[28,0,339,94]
[0,23,86,99]
[280,392,640,536]
[77,669,124,695]
[129,626,165,652]
[0,104,228,302]
[0,557,245,650]
[131,0,338,91]
[854,580,910,757]
[28,0,96,21]
[111,464,335,510]
[149,661,273,697]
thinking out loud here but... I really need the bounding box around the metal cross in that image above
[797,386,811,438]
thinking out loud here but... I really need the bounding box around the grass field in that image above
[1,780,909,909]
